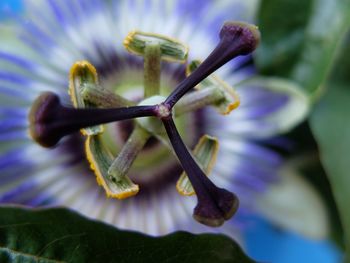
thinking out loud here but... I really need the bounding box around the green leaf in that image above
[290,0,350,93]
[257,0,350,94]
[0,206,254,263]
[310,85,350,259]
[236,76,310,137]
[310,35,350,259]
[257,0,313,76]
[258,0,350,255]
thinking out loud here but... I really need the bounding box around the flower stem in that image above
[108,126,151,181]
[174,87,224,116]
[81,83,135,107]
[144,44,161,98]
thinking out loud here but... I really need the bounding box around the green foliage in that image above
[310,35,350,260]
[257,0,313,77]
[0,207,254,263]
[257,0,350,93]
[258,0,350,258]
[310,84,350,258]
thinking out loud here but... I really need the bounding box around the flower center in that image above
[28,21,260,227]
[99,67,200,187]
[94,62,195,174]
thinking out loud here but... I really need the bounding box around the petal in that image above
[207,77,310,139]
[255,164,329,239]
[235,77,310,137]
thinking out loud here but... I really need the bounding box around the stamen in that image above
[80,81,135,108]
[162,116,239,227]
[164,21,260,108]
[28,92,157,148]
[143,44,162,97]
[107,126,151,182]
[70,61,134,108]
[174,87,224,116]
[123,31,188,63]
[124,31,188,98]
[185,60,240,115]
[69,60,104,136]
[86,135,139,199]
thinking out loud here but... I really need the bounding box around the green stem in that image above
[108,126,151,181]
[144,44,161,98]
[81,84,135,108]
[174,87,224,116]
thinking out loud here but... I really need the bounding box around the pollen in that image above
[223,100,241,115]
